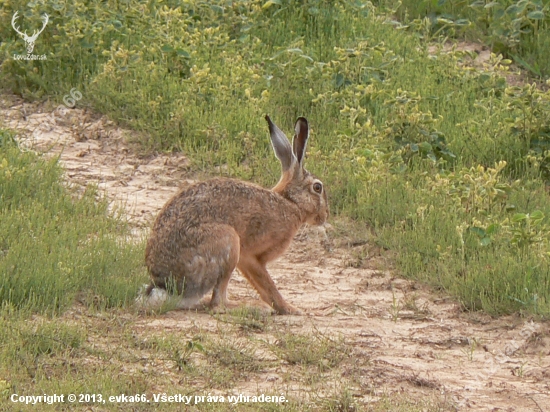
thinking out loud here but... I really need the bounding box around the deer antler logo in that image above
[11,11,49,54]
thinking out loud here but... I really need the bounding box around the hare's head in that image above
[266,115,329,226]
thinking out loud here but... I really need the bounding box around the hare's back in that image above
[154,178,293,231]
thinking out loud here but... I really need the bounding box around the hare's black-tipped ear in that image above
[265,115,296,172]
[293,117,309,166]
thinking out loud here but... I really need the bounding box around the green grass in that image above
[0,131,146,314]
[271,331,350,372]
[1,308,422,412]
[377,0,550,78]
[2,0,550,318]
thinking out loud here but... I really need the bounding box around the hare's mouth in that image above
[308,214,327,226]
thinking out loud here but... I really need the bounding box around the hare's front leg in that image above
[237,255,302,315]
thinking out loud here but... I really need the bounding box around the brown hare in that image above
[144,115,328,315]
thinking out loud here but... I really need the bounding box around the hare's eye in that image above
[313,182,323,194]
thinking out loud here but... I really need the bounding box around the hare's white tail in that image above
[135,285,201,309]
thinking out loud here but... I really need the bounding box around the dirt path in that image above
[1,95,549,411]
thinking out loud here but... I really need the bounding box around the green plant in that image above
[378,0,550,77]
[214,306,271,332]
[173,340,205,371]
[271,331,349,372]
[461,338,478,361]
[508,210,548,249]
[384,90,456,165]
[390,287,401,322]
[0,131,146,314]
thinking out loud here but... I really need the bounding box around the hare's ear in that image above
[265,115,296,173]
[293,117,309,167]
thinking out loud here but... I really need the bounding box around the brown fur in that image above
[145,117,328,315]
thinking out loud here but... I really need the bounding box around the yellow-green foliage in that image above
[1,1,550,316]
[379,0,550,77]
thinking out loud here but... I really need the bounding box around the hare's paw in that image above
[209,298,240,313]
[276,304,302,316]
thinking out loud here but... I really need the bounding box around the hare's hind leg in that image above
[203,224,240,310]
[237,255,301,315]
[146,224,239,310]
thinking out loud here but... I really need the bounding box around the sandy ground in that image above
[1,94,549,411]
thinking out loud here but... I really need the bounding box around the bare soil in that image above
[1,95,549,411]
